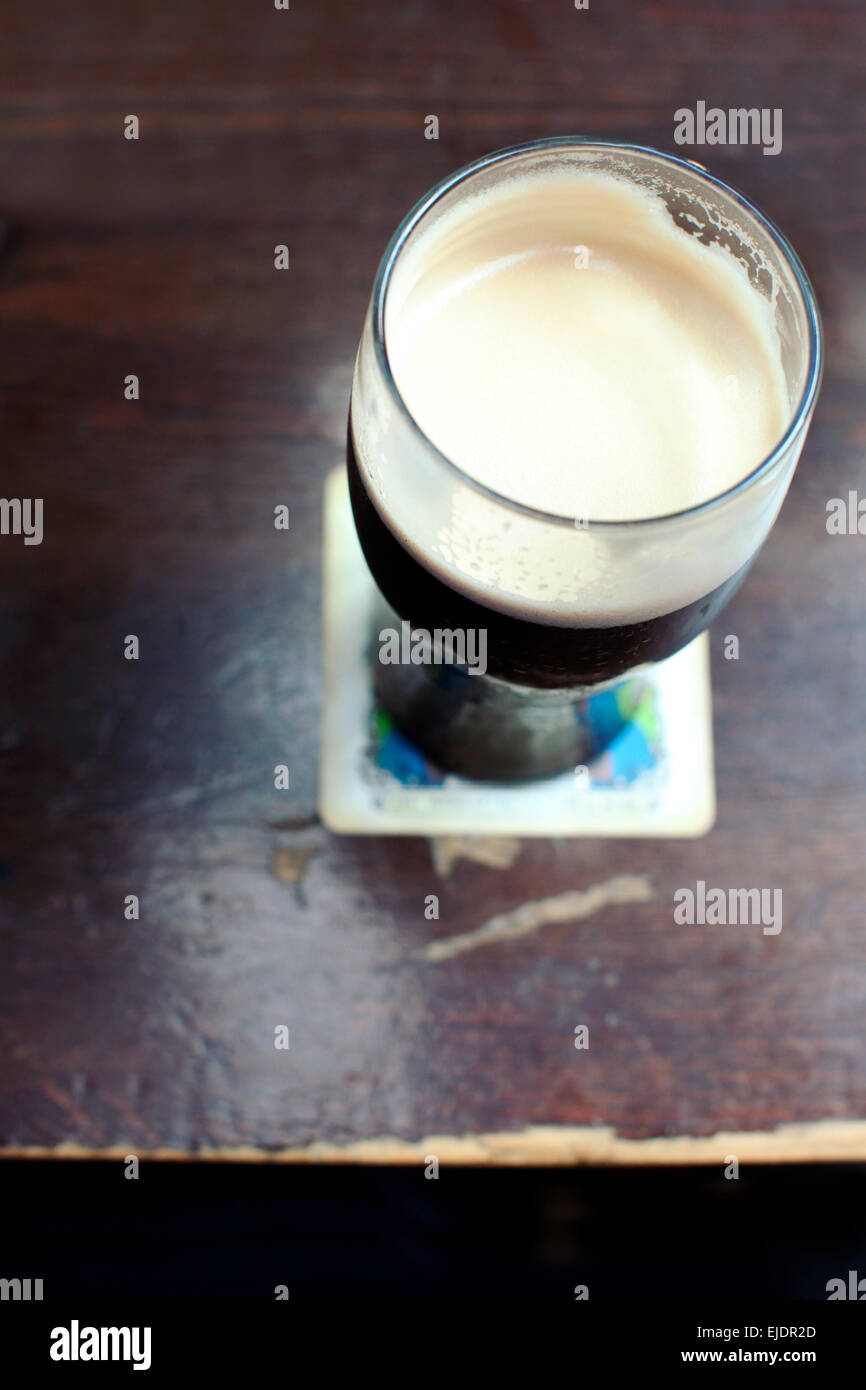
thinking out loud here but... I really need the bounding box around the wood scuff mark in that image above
[419,873,654,962]
[271,844,320,886]
[429,835,522,878]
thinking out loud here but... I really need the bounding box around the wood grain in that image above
[0,0,864,1158]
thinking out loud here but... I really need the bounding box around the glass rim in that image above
[370,136,824,532]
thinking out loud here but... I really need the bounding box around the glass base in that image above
[370,599,648,783]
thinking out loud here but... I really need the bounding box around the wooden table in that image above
[1,0,864,1163]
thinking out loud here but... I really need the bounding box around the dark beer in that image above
[348,429,752,691]
[345,141,821,776]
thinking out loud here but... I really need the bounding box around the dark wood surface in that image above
[1,0,864,1158]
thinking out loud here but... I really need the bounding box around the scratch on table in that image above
[429,835,523,878]
[419,873,654,962]
[42,1081,102,1144]
[95,1083,160,1149]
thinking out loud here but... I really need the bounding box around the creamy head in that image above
[352,161,800,627]
[384,170,789,522]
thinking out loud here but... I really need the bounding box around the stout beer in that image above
[347,142,821,774]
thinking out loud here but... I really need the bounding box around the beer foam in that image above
[385,171,788,522]
[353,162,801,627]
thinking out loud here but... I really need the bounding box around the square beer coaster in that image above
[319,467,715,837]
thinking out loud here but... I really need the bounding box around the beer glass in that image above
[347,139,823,780]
